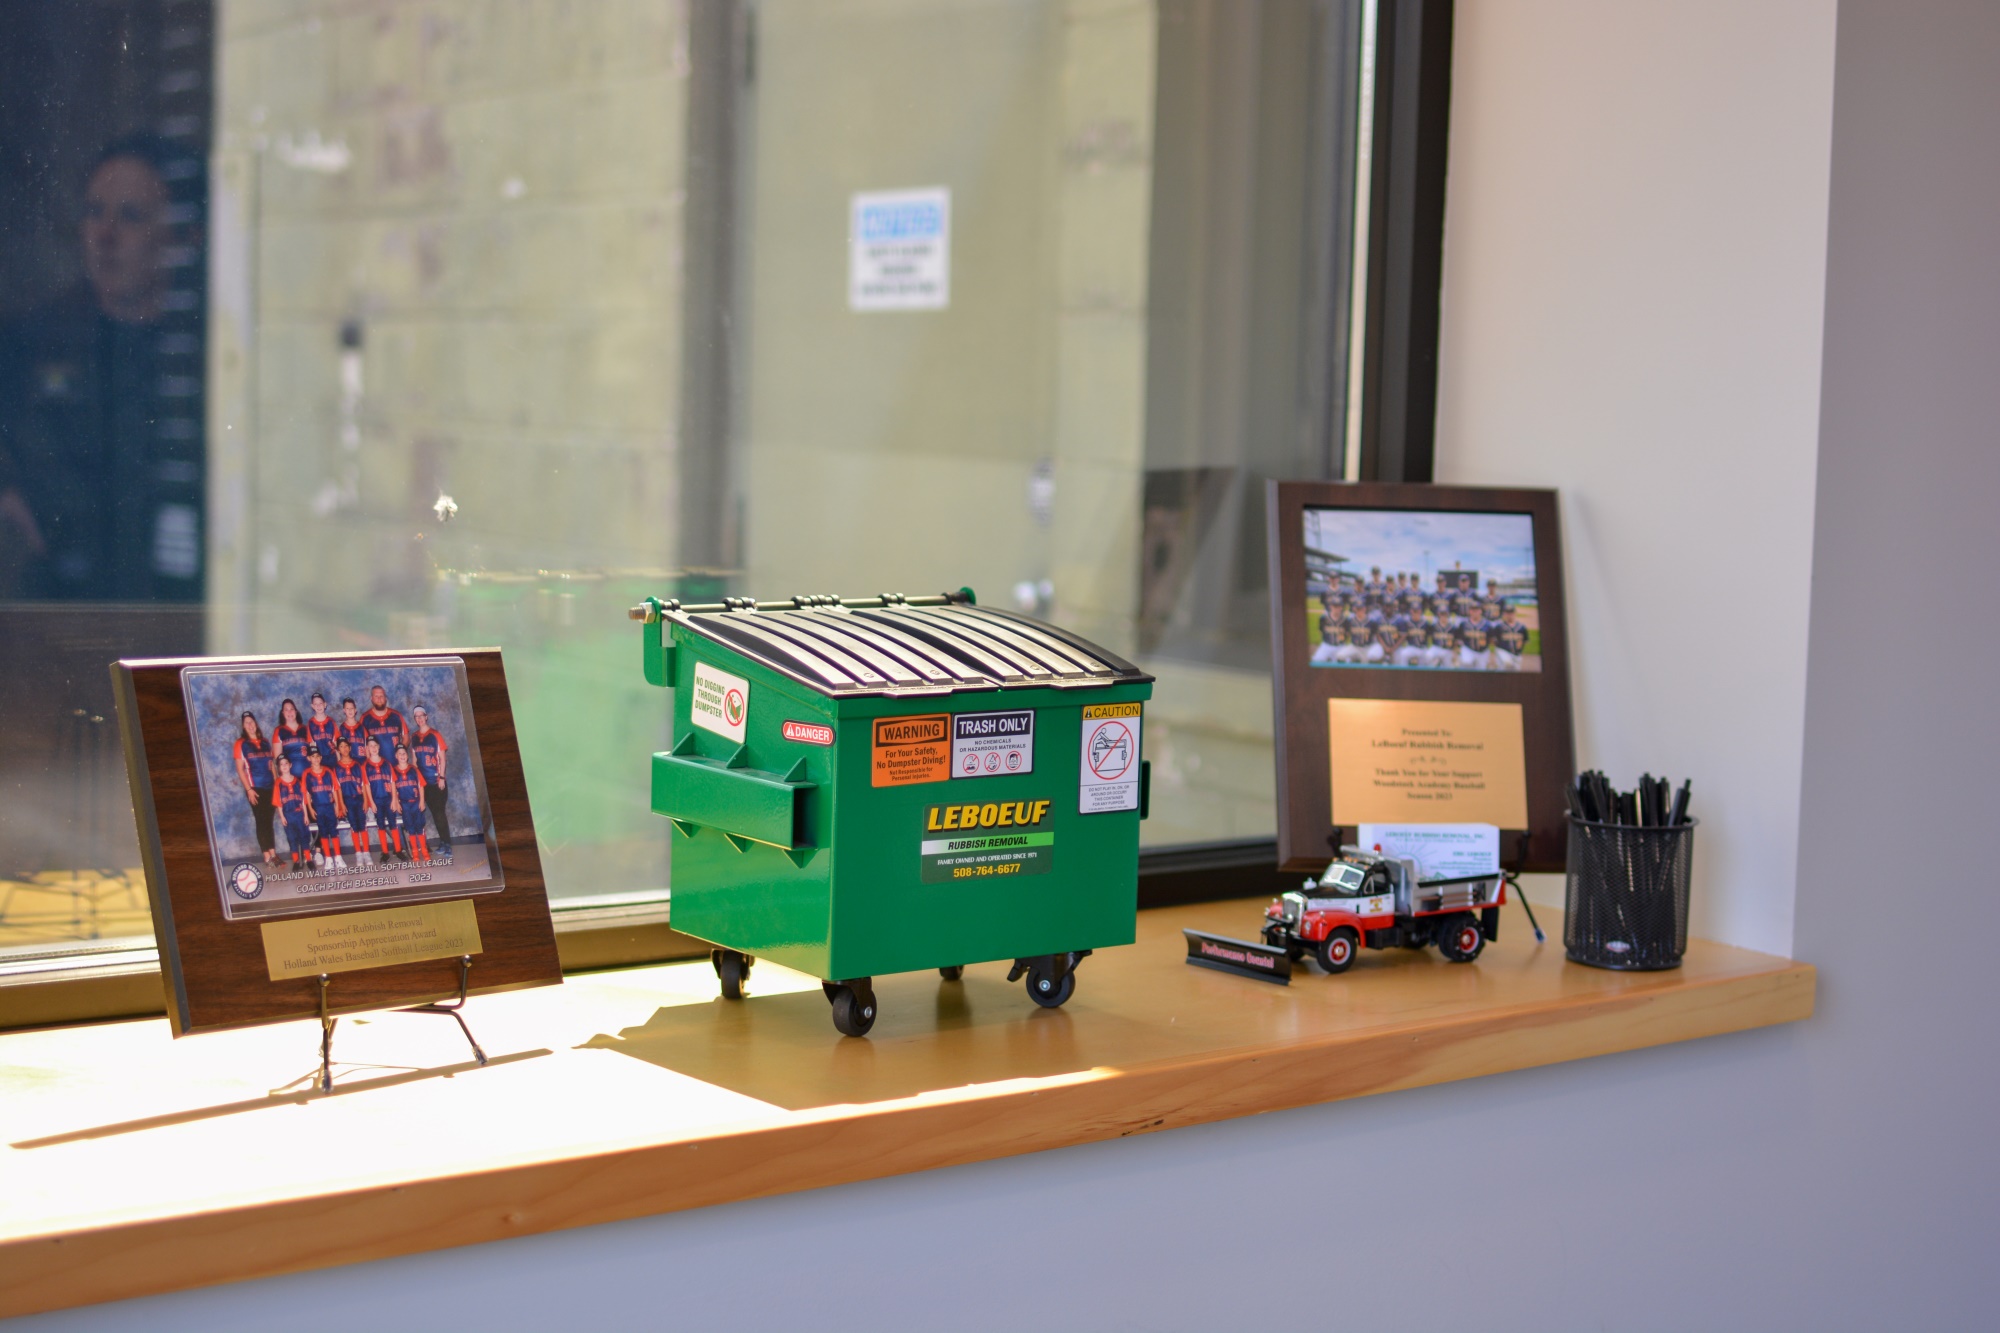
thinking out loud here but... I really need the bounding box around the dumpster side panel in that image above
[824,684,1149,979]
[667,828,832,968]
[654,633,841,976]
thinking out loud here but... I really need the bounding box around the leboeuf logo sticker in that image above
[691,660,749,743]
[925,798,1051,831]
[920,798,1054,882]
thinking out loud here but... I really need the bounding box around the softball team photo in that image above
[183,657,504,920]
[1302,507,1545,674]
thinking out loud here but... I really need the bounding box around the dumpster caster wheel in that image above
[829,980,877,1038]
[1026,965,1075,1009]
[938,965,964,981]
[713,949,752,1000]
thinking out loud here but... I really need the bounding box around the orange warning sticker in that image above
[872,713,951,787]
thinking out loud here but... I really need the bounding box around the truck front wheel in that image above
[1435,914,1485,962]
[1317,928,1359,974]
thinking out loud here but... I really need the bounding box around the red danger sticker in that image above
[783,720,835,746]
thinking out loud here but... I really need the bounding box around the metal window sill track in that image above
[0,897,1813,1319]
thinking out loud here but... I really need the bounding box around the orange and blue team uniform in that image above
[234,734,274,792]
[302,764,344,860]
[361,707,407,767]
[273,722,311,775]
[305,713,339,756]
[409,728,447,787]
[335,719,369,761]
[391,763,431,860]
[275,774,312,867]
[334,758,371,851]
[361,759,400,854]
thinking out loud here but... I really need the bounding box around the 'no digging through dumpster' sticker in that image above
[691,660,750,743]
[1079,702,1141,813]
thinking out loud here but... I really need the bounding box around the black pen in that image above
[1669,779,1691,827]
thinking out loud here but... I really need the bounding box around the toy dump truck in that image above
[1261,847,1505,971]
[631,590,1152,1036]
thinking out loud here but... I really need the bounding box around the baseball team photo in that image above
[182,656,504,920]
[1302,507,1544,673]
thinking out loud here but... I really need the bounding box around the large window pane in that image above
[1,0,1369,958]
[729,0,1365,845]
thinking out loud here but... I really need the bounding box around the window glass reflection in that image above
[1,0,1368,959]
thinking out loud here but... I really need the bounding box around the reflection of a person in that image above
[0,135,203,600]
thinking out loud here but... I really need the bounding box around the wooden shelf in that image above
[0,898,1813,1318]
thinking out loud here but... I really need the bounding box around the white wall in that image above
[26,3,2000,1329]
[1433,0,1837,956]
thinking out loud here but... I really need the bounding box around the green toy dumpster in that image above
[629,590,1153,1036]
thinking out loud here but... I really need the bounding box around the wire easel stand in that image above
[316,954,489,1095]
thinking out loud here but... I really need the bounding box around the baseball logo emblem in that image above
[230,863,265,900]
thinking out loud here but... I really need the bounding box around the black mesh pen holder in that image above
[1564,817,1695,970]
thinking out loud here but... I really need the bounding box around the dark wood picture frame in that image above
[1266,480,1576,872]
[113,648,561,1035]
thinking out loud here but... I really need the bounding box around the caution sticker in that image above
[921,798,1054,881]
[951,708,1034,779]
[691,660,749,743]
[1079,701,1141,814]
[872,714,951,786]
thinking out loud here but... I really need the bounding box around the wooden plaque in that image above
[1266,481,1576,872]
[113,648,561,1034]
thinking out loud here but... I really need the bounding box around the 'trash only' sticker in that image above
[691,660,749,743]
[951,709,1034,778]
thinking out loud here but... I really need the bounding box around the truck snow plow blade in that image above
[1183,929,1292,984]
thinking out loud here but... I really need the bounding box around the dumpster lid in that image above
[638,593,1154,698]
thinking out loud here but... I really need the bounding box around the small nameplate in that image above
[261,898,483,981]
